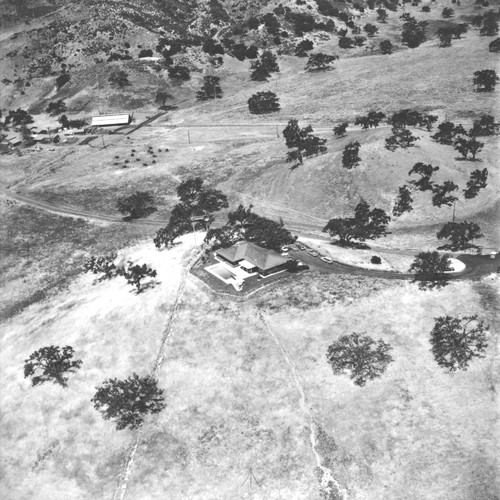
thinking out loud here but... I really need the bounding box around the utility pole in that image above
[188,129,191,144]
[276,124,279,139]
[452,199,456,222]
[101,134,105,148]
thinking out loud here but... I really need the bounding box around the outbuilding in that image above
[90,114,132,127]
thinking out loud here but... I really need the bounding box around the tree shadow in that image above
[330,240,370,250]
[132,280,160,294]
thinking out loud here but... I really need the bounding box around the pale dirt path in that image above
[258,312,348,500]
[112,246,202,500]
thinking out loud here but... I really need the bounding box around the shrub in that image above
[138,49,153,58]
[371,255,382,264]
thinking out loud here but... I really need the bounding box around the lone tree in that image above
[117,191,157,220]
[282,119,327,165]
[24,346,82,387]
[364,23,379,37]
[323,200,391,247]
[489,38,500,52]
[442,7,454,18]
[385,126,419,151]
[326,333,393,387]
[46,100,67,116]
[196,75,223,100]
[84,253,120,280]
[153,223,183,249]
[431,181,459,208]
[295,39,314,57]
[437,29,453,47]
[92,373,166,430]
[123,262,157,293]
[379,40,393,54]
[355,111,386,129]
[305,53,338,71]
[473,69,499,92]
[342,141,361,169]
[393,185,414,217]
[464,168,488,198]
[437,221,483,251]
[333,122,348,137]
[376,8,388,23]
[430,316,489,371]
[247,91,280,114]
[108,70,130,88]
[409,162,439,191]
[409,251,452,290]
[453,136,484,160]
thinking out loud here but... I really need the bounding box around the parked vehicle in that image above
[307,249,319,257]
[320,256,333,263]
[297,244,306,251]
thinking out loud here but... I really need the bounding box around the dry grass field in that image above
[1,234,498,498]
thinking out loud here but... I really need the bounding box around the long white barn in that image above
[91,114,132,127]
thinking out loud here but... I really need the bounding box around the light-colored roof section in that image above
[91,114,131,126]
[216,242,289,271]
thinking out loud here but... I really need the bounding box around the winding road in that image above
[1,180,498,281]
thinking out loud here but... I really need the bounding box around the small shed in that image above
[90,114,132,127]
[0,143,13,154]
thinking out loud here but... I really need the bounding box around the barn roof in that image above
[216,242,288,271]
[91,114,131,126]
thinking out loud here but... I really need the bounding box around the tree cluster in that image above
[204,204,296,252]
[473,69,499,92]
[250,51,279,81]
[117,191,157,220]
[400,14,428,48]
[305,53,338,71]
[384,125,419,151]
[354,111,386,129]
[282,119,327,165]
[389,109,438,131]
[154,177,228,250]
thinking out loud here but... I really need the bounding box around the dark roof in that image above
[216,242,288,271]
[0,143,12,152]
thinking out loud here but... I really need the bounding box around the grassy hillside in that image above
[0,236,497,498]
